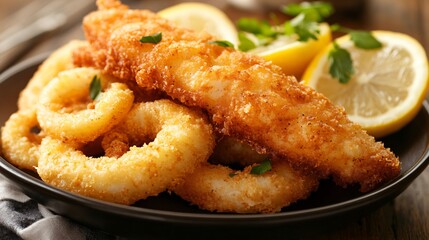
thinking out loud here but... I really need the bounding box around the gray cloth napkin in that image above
[0,174,117,240]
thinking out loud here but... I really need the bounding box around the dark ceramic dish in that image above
[1,54,428,239]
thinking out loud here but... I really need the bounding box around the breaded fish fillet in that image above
[74,0,400,191]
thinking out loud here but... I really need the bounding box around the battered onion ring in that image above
[37,100,215,204]
[1,109,43,171]
[174,159,319,213]
[37,67,134,143]
[18,40,88,110]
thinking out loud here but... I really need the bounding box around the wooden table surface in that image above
[1,0,428,239]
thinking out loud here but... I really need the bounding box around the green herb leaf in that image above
[139,32,162,44]
[350,31,383,49]
[289,13,320,41]
[286,14,320,42]
[330,23,341,32]
[328,42,355,84]
[237,18,262,34]
[89,75,102,100]
[236,18,276,37]
[208,40,234,48]
[282,1,334,22]
[250,159,272,175]
[283,21,295,36]
[238,32,257,52]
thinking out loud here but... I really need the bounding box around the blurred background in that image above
[0,0,428,72]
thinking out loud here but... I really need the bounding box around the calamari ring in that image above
[37,67,134,143]
[173,159,319,213]
[191,136,318,213]
[37,100,215,205]
[18,40,88,110]
[1,109,43,171]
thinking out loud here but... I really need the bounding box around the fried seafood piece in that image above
[176,138,318,213]
[18,40,88,110]
[1,109,43,171]
[174,160,319,213]
[37,100,215,204]
[74,0,400,191]
[37,67,134,143]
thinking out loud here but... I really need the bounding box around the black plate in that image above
[1,54,429,239]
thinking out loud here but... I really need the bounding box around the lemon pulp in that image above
[303,31,429,137]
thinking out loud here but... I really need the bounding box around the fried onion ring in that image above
[1,109,43,171]
[18,40,88,110]
[37,67,134,143]
[37,100,215,204]
[174,160,319,213]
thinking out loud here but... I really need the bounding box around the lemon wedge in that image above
[302,31,429,138]
[158,2,238,45]
[250,23,332,78]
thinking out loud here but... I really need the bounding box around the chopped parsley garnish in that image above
[350,30,383,49]
[282,2,333,42]
[287,13,320,41]
[238,32,257,51]
[208,40,235,48]
[229,172,237,177]
[236,1,333,52]
[327,26,382,83]
[139,32,162,44]
[328,42,354,84]
[237,18,277,37]
[282,1,334,22]
[235,1,383,84]
[333,25,383,50]
[250,159,272,175]
[89,75,102,100]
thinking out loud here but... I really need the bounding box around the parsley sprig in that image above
[139,32,162,44]
[236,1,333,52]
[328,42,354,84]
[350,30,382,49]
[236,1,383,84]
[328,25,383,83]
[227,159,272,178]
[89,75,102,100]
[250,159,272,175]
[208,40,235,48]
[282,1,334,22]
[282,1,333,41]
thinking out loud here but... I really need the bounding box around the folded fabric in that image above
[0,174,116,240]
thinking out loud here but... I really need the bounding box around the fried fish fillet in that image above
[74,0,400,191]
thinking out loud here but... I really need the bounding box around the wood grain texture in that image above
[368,0,427,51]
[418,0,429,52]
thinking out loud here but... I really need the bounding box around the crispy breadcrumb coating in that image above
[73,0,400,191]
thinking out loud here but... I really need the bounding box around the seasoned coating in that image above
[18,40,87,110]
[74,0,400,191]
[1,109,42,171]
[175,137,318,213]
[37,100,215,204]
[174,160,319,213]
[37,67,134,143]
